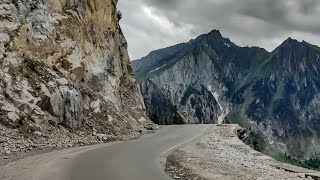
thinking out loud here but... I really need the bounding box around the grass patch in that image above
[273,154,320,170]
[226,107,249,128]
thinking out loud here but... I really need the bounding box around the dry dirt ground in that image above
[165,125,320,180]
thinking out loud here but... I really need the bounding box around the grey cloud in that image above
[238,0,320,33]
[143,0,182,9]
[298,0,318,14]
[118,0,320,60]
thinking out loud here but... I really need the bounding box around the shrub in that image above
[117,10,122,21]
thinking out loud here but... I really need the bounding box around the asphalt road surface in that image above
[0,125,209,180]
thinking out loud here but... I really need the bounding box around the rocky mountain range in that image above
[132,30,320,158]
[0,0,151,156]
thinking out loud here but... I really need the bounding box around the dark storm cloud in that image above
[118,0,320,60]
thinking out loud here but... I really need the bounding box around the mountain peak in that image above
[276,37,306,51]
[284,37,299,44]
[272,38,319,66]
[207,29,223,39]
[207,29,222,38]
[191,29,224,44]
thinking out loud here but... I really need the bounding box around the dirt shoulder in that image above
[165,125,319,180]
[0,123,159,166]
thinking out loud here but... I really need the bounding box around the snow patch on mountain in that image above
[149,64,167,74]
[208,86,229,124]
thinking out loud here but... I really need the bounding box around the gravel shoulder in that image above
[165,125,319,180]
[0,123,159,166]
[0,125,207,180]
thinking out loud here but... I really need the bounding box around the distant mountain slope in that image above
[132,43,188,79]
[133,30,320,158]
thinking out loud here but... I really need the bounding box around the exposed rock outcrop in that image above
[0,0,151,156]
[133,30,320,157]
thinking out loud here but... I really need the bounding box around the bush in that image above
[117,10,122,21]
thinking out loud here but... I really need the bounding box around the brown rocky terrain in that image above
[0,0,153,161]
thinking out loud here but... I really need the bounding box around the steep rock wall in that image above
[0,0,150,155]
[133,30,320,157]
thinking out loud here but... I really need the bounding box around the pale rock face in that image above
[56,78,68,85]
[139,50,226,124]
[134,31,320,157]
[0,0,150,155]
[91,99,101,113]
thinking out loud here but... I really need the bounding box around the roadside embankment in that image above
[165,124,319,180]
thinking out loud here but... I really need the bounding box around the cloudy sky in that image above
[118,0,320,60]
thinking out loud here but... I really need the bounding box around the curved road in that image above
[0,125,209,180]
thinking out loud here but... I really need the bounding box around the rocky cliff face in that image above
[0,0,150,156]
[133,30,320,157]
[230,38,320,157]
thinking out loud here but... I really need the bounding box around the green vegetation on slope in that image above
[274,154,320,171]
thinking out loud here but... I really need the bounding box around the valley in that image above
[133,30,320,162]
[1,0,320,179]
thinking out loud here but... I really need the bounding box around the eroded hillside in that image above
[133,30,320,158]
[0,0,151,156]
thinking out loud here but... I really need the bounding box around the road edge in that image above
[159,125,211,167]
